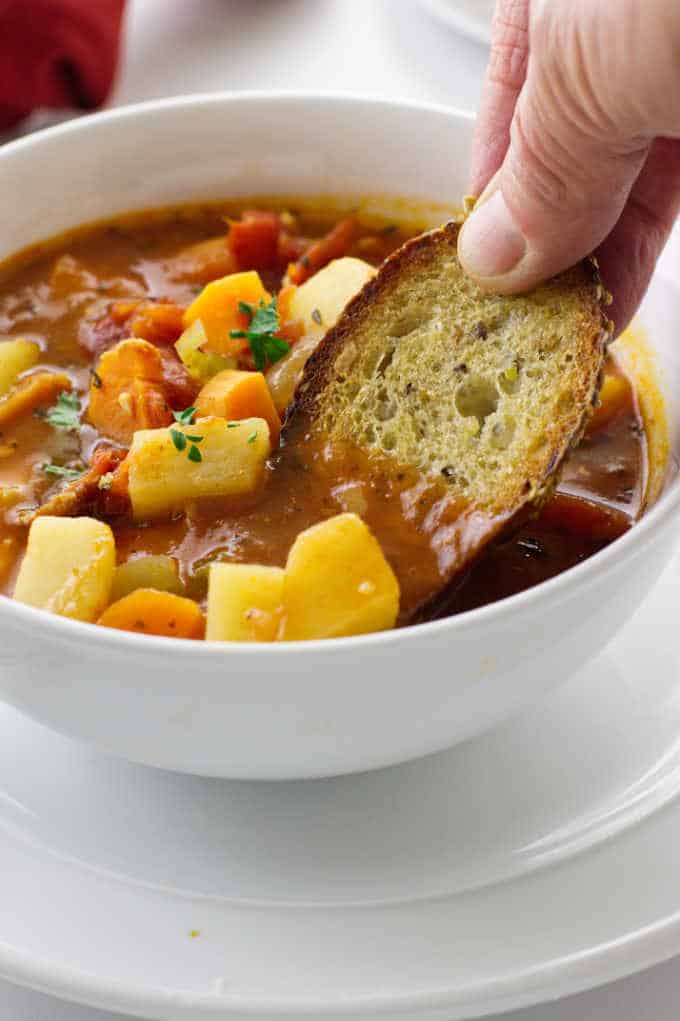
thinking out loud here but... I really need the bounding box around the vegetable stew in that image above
[0,203,647,640]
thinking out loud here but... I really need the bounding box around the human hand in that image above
[457,0,680,333]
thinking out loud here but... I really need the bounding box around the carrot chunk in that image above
[287,216,360,285]
[0,371,71,429]
[182,271,271,357]
[98,588,205,639]
[195,369,281,445]
[88,339,174,445]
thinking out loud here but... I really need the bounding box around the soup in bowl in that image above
[0,93,677,778]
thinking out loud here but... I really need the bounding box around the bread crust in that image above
[284,221,612,616]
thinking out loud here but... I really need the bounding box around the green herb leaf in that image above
[184,434,204,443]
[187,444,202,463]
[43,463,84,481]
[229,296,290,372]
[170,428,187,452]
[46,391,81,432]
[227,422,240,429]
[173,406,197,426]
[247,431,258,444]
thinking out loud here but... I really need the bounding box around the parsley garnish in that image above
[43,463,84,481]
[171,407,203,462]
[173,406,197,426]
[229,297,290,372]
[46,391,81,431]
[247,431,258,444]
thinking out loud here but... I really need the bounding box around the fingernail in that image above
[458,189,527,279]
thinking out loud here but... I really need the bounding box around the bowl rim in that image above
[1,88,678,658]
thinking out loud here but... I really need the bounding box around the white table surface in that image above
[2,0,679,1017]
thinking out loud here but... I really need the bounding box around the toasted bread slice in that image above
[287,220,611,618]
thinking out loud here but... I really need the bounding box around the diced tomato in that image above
[277,230,309,267]
[287,216,360,285]
[228,210,282,271]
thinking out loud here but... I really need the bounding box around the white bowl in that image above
[0,92,678,779]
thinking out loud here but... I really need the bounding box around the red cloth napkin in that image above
[0,0,126,131]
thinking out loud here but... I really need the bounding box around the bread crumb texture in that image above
[301,223,608,514]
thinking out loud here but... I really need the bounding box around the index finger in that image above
[469,0,530,196]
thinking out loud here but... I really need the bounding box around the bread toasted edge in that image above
[285,220,612,509]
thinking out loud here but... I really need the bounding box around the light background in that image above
[2,1,679,1018]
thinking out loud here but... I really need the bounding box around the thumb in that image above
[458,0,680,293]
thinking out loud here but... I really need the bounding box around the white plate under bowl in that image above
[3,534,680,1020]
[419,0,494,45]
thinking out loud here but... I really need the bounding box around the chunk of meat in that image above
[0,371,71,429]
[36,447,130,519]
[157,348,200,409]
[287,216,360,285]
[79,308,129,356]
[88,339,177,445]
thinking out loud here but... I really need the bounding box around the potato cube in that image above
[127,416,271,520]
[14,516,115,622]
[281,513,399,640]
[206,563,284,642]
[289,257,375,340]
[110,555,182,602]
[0,338,40,398]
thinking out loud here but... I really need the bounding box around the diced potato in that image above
[0,338,40,398]
[183,270,271,355]
[127,416,271,520]
[206,563,284,642]
[111,555,182,602]
[98,588,204,639]
[266,258,375,414]
[13,516,115,622]
[175,319,236,383]
[281,513,399,641]
[195,369,281,445]
[288,257,375,340]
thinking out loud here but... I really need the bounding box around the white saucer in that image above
[0,541,680,1019]
[419,0,494,45]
